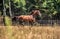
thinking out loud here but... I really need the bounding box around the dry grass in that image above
[0,26,60,39]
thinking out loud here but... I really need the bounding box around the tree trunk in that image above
[3,0,6,16]
[9,0,12,18]
[3,0,6,25]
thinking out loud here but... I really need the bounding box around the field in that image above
[0,26,60,39]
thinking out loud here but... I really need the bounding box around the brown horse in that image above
[12,9,41,25]
[17,15,35,25]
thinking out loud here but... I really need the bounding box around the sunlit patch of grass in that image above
[4,16,12,26]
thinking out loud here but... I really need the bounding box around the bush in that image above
[4,16,12,26]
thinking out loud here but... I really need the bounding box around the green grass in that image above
[4,16,12,26]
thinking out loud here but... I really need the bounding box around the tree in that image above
[9,0,12,17]
[2,0,60,20]
[11,0,27,15]
[3,0,12,26]
[3,0,6,16]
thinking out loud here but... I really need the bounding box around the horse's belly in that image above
[19,15,35,22]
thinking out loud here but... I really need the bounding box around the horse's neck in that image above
[30,10,39,17]
[30,14,36,18]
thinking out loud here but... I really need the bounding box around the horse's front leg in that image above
[24,21,29,26]
[29,20,35,26]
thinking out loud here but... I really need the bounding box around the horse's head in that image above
[31,9,41,17]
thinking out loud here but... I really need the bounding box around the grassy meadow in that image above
[0,26,60,39]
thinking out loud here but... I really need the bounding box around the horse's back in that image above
[19,15,33,19]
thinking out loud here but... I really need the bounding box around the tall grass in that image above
[0,26,60,39]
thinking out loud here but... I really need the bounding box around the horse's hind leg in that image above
[18,20,24,25]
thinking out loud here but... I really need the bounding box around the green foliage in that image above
[3,0,60,19]
[5,0,9,8]
[12,0,26,8]
[4,16,12,26]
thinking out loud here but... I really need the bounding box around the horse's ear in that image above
[30,10,34,15]
[30,12,33,15]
